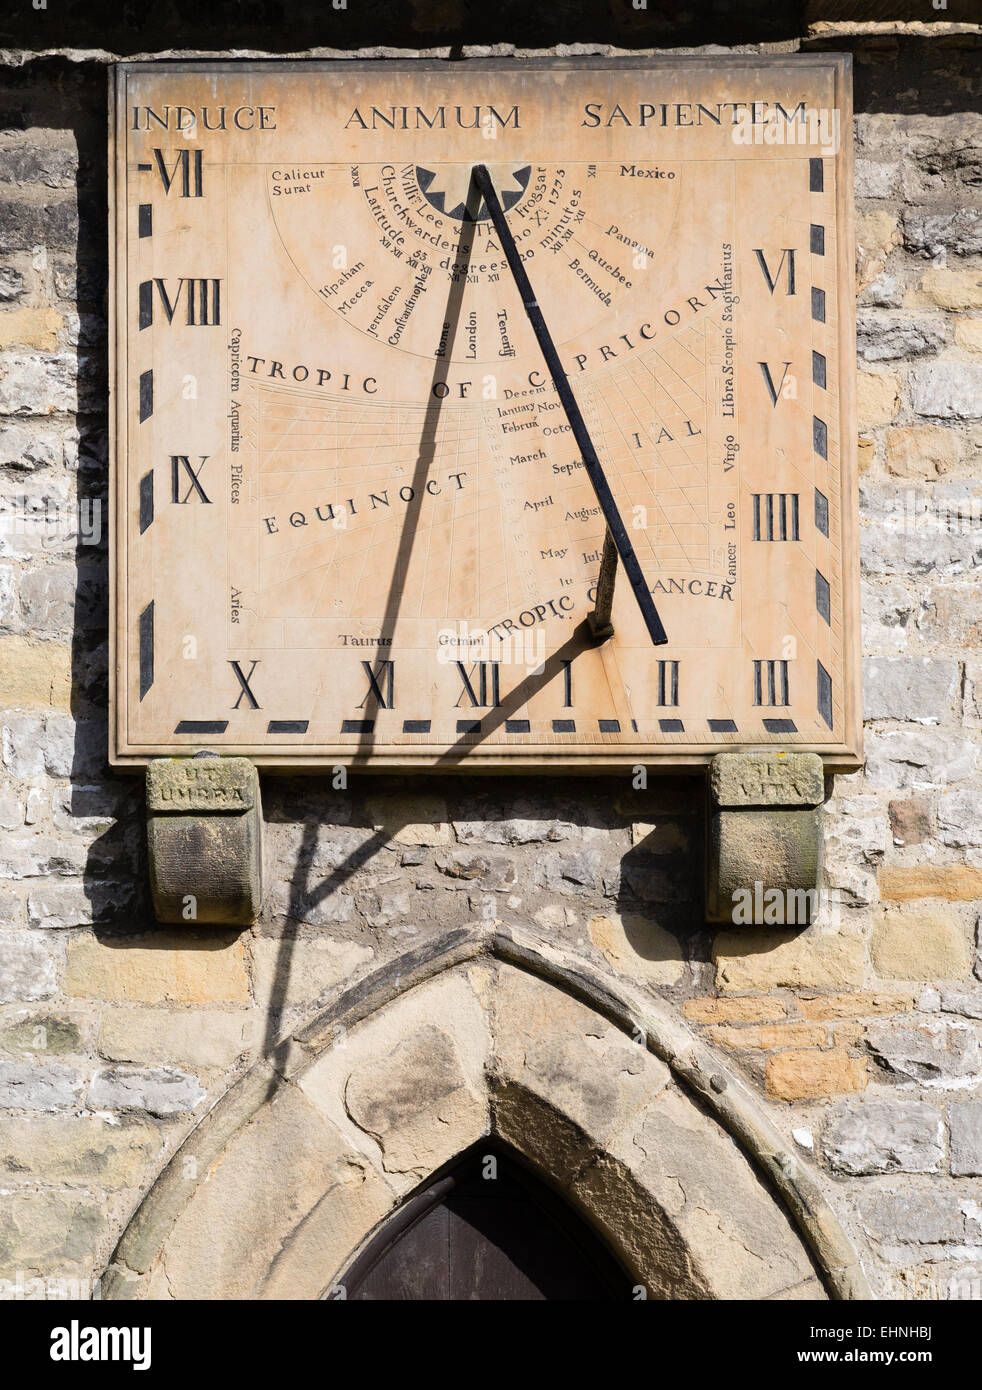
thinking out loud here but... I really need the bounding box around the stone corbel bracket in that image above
[705,751,825,926]
[146,755,263,927]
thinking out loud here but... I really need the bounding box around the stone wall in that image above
[1,31,981,1301]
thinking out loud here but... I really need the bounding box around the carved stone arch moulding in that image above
[102,924,872,1301]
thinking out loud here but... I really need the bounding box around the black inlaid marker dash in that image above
[505,720,531,733]
[402,719,431,734]
[812,351,827,389]
[138,600,153,700]
[552,719,575,733]
[809,158,824,192]
[138,203,153,237]
[815,488,830,537]
[267,720,308,734]
[139,369,153,421]
[456,719,482,734]
[598,719,620,733]
[810,224,825,255]
[813,417,828,459]
[764,718,798,734]
[175,720,228,734]
[811,287,826,323]
[659,718,684,733]
[818,662,833,730]
[341,719,374,734]
[139,470,153,534]
[709,719,738,733]
[138,280,153,329]
[816,570,831,624]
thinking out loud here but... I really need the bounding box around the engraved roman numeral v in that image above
[758,361,793,408]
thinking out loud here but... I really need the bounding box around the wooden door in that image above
[343,1145,632,1301]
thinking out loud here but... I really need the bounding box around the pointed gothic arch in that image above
[102,923,871,1301]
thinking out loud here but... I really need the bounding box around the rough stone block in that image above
[0,1191,105,1277]
[0,930,60,1004]
[587,910,685,985]
[823,1100,944,1175]
[0,1115,158,1188]
[98,1007,261,1069]
[879,864,982,902]
[872,904,972,981]
[765,1049,866,1101]
[706,752,824,925]
[87,1066,205,1118]
[949,1103,982,1176]
[865,1017,979,1082]
[0,1059,79,1110]
[713,929,866,991]
[147,757,263,926]
[65,930,249,1004]
[914,269,982,312]
[910,361,982,419]
[863,657,959,723]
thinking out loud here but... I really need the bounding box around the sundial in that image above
[110,57,861,771]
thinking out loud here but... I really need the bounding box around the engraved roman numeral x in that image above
[230,659,261,709]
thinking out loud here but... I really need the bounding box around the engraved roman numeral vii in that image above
[150,147,204,197]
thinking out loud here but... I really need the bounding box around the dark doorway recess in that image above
[342,1143,634,1301]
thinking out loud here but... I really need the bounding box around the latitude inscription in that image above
[110,58,861,770]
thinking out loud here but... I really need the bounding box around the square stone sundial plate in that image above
[109,57,861,771]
